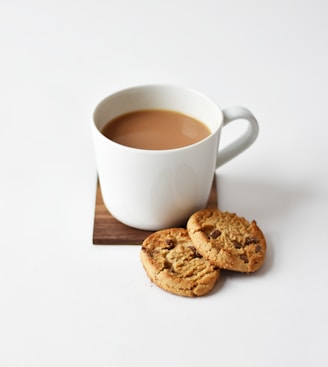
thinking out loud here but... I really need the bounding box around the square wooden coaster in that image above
[92,178,218,245]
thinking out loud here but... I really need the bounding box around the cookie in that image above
[187,209,266,273]
[140,228,220,297]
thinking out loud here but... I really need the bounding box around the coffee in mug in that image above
[101,109,211,150]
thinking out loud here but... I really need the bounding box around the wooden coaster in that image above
[92,178,218,245]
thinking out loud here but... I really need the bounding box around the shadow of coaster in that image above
[92,178,218,245]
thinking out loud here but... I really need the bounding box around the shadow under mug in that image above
[91,85,259,230]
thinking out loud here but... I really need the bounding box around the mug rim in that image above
[92,84,223,153]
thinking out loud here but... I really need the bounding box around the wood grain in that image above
[92,178,218,245]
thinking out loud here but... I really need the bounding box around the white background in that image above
[1,0,327,366]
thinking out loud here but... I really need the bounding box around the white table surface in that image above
[1,0,327,366]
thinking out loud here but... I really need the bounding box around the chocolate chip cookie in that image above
[187,209,266,273]
[140,228,220,297]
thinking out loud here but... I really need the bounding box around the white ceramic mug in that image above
[91,85,259,230]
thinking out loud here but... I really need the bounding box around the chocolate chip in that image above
[245,237,258,246]
[255,245,262,253]
[164,259,175,272]
[240,254,249,263]
[233,240,243,249]
[164,239,175,249]
[209,229,221,239]
[188,246,202,258]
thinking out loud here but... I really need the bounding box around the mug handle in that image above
[216,106,259,168]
